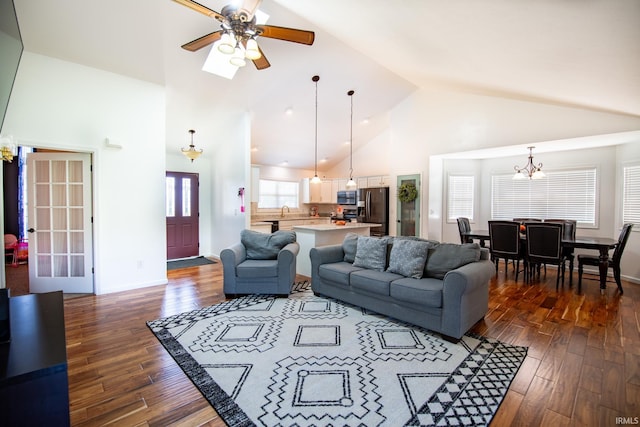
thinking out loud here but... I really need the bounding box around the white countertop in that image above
[293,223,381,231]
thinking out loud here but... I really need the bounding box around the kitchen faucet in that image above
[280,205,290,217]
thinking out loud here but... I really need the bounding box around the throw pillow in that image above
[353,236,387,271]
[424,243,481,279]
[342,232,359,263]
[386,239,432,279]
[240,229,296,260]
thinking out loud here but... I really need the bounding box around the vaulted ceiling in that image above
[12,0,640,171]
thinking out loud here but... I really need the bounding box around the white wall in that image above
[4,52,168,294]
[389,87,640,238]
[166,152,213,258]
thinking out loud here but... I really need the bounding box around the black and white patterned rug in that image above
[147,282,527,426]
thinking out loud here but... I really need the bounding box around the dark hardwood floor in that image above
[60,261,639,426]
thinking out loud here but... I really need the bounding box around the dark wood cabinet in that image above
[0,291,70,426]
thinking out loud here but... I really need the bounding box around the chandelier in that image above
[181,129,203,162]
[513,146,545,180]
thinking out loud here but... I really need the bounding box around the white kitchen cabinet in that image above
[357,177,368,189]
[300,178,321,203]
[366,175,390,187]
[319,180,333,203]
[278,219,304,230]
[304,218,330,225]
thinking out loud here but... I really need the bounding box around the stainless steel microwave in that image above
[337,190,357,205]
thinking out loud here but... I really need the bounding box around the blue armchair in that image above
[220,230,299,297]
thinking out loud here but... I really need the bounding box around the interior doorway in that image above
[396,174,421,237]
[166,171,200,260]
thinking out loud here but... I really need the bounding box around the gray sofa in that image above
[221,230,300,297]
[310,235,495,340]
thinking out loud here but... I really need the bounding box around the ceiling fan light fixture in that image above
[244,38,261,60]
[218,32,236,55]
[230,45,247,67]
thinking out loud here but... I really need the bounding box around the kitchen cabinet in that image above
[278,217,330,230]
[357,177,368,189]
[319,180,333,203]
[300,178,321,203]
[366,175,391,187]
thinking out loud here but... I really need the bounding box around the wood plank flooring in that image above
[62,261,640,426]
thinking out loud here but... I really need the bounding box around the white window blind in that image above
[447,175,474,221]
[491,168,597,226]
[623,164,640,227]
[258,179,299,209]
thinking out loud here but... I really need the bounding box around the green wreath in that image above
[398,183,418,203]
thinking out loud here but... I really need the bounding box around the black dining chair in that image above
[456,217,471,244]
[578,223,634,294]
[489,220,525,281]
[544,219,577,284]
[524,222,566,288]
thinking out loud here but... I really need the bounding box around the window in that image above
[623,164,640,228]
[258,179,299,209]
[491,167,597,226]
[447,175,474,221]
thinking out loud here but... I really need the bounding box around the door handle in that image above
[27,228,35,233]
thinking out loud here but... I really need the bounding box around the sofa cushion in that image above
[236,259,278,278]
[241,229,296,260]
[342,232,359,263]
[424,243,481,279]
[386,239,431,279]
[350,269,403,296]
[319,262,363,286]
[353,236,387,271]
[390,277,444,308]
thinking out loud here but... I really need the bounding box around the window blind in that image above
[258,179,299,209]
[491,168,597,225]
[447,175,474,221]
[623,164,640,227]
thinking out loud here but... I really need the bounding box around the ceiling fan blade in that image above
[252,46,271,70]
[181,31,223,52]
[257,25,315,45]
[172,0,225,21]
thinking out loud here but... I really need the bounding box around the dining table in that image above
[461,229,618,293]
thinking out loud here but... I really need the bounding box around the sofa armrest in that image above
[442,259,494,300]
[310,244,345,267]
[278,242,300,267]
[220,242,247,268]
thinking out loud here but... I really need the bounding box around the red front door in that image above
[166,171,199,260]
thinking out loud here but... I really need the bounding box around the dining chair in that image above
[456,217,472,244]
[488,220,525,281]
[577,223,633,293]
[513,218,542,223]
[524,222,565,288]
[544,219,577,284]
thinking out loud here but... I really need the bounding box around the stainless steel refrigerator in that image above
[357,187,389,236]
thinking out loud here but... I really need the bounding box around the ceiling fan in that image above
[173,0,315,71]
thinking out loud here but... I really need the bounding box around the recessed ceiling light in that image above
[251,146,259,152]
[280,160,289,166]
[362,118,370,124]
[285,107,293,116]
[320,158,328,163]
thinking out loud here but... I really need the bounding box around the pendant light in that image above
[181,129,203,162]
[310,75,322,184]
[345,90,357,190]
[513,146,545,180]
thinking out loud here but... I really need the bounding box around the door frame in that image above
[396,174,421,237]
[1,145,96,294]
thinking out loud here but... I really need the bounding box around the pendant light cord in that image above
[348,90,354,180]
[312,75,320,179]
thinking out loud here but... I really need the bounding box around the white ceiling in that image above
[12,0,640,171]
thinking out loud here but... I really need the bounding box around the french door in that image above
[166,171,199,260]
[27,152,94,293]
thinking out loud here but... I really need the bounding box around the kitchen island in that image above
[292,223,381,277]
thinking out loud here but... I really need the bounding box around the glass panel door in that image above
[396,174,421,237]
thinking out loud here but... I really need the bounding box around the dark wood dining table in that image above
[461,230,618,293]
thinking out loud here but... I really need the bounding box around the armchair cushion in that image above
[342,232,359,263]
[240,229,296,260]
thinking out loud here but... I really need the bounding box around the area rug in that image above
[167,256,216,270]
[147,282,527,426]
